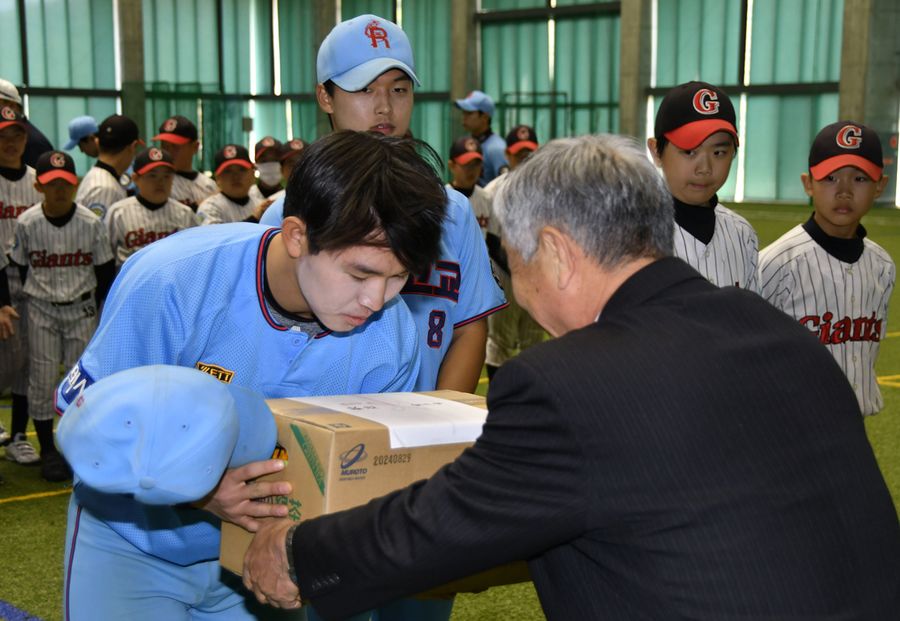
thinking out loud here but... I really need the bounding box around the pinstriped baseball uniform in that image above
[674,201,759,292]
[447,183,492,238]
[105,196,198,266]
[759,218,894,415]
[0,166,40,394]
[196,192,262,225]
[11,203,113,421]
[170,172,218,212]
[75,163,128,219]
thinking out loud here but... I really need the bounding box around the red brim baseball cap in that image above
[664,119,739,151]
[215,159,253,176]
[810,155,883,181]
[0,120,25,131]
[507,140,539,155]
[37,169,78,185]
[153,132,192,145]
[452,151,483,165]
[135,160,175,175]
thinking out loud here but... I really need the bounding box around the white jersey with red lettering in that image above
[75,165,128,219]
[674,203,759,292]
[11,204,113,303]
[105,196,198,266]
[170,172,218,212]
[0,166,41,254]
[196,192,261,225]
[12,203,113,421]
[759,222,894,415]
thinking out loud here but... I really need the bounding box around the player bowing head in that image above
[275,130,445,333]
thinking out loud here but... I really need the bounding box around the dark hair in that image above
[284,130,446,276]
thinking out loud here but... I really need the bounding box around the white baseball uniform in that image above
[673,199,759,292]
[758,219,894,416]
[481,174,545,368]
[75,163,129,220]
[0,166,40,394]
[10,203,114,421]
[196,192,262,225]
[170,172,218,212]
[104,196,198,266]
[447,183,492,240]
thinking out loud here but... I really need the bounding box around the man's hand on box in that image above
[199,459,292,531]
[243,518,303,609]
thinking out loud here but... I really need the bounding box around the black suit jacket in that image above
[293,258,900,620]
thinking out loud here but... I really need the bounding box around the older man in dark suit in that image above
[243,134,900,620]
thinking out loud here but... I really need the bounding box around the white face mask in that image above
[257,162,282,186]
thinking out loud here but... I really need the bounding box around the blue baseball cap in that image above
[63,115,99,150]
[57,365,277,505]
[317,14,420,92]
[455,91,495,117]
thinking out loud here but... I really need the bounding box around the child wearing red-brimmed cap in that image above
[104,146,198,266]
[0,104,42,468]
[759,121,893,416]
[9,149,115,480]
[152,115,218,211]
[197,144,267,224]
[648,81,759,291]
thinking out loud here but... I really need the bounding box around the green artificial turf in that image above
[1,202,899,620]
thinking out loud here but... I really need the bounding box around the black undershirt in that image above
[137,195,167,210]
[94,160,120,181]
[44,203,77,227]
[673,194,719,245]
[223,193,251,206]
[0,165,27,181]
[176,170,199,181]
[259,232,324,330]
[802,213,866,264]
[452,185,475,198]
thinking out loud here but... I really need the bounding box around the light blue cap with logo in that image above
[455,90,495,117]
[317,14,420,92]
[57,365,277,505]
[63,115,99,150]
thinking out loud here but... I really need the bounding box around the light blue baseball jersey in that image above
[261,189,507,391]
[401,187,506,390]
[56,223,421,565]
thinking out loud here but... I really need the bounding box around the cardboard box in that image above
[220,390,530,596]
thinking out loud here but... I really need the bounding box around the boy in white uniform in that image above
[759,121,893,416]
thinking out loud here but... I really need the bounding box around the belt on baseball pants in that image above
[50,291,93,307]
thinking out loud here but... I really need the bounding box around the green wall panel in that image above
[28,95,117,174]
[342,0,393,21]
[144,0,218,88]
[481,0,546,9]
[404,0,451,93]
[23,0,116,89]
[0,2,23,84]
[277,0,315,94]
[749,0,842,84]
[742,93,839,201]
[288,100,319,143]
[655,0,741,87]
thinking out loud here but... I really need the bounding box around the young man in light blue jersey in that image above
[305,13,505,621]
[261,14,506,405]
[54,130,447,621]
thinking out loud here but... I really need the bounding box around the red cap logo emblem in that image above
[516,127,531,141]
[365,20,390,49]
[289,139,304,150]
[50,152,66,168]
[163,118,178,132]
[1,107,16,121]
[262,137,275,147]
[149,148,163,161]
[836,125,862,150]
[464,138,478,152]
[224,145,237,159]
[692,89,720,115]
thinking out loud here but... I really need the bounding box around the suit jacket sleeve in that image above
[292,355,588,619]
